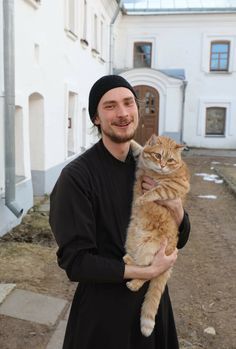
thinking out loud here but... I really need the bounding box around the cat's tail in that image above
[140,269,172,337]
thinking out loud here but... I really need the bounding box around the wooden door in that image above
[133,85,159,145]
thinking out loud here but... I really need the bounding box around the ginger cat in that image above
[124,134,190,337]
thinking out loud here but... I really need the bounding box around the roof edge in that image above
[124,7,236,15]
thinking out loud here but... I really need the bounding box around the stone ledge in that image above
[0,283,16,305]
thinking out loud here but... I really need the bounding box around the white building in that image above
[0,0,120,235]
[0,0,236,235]
[115,1,236,148]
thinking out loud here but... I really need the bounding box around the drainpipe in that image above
[180,80,187,144]
[109,0,123,74]
[3,0,23,218]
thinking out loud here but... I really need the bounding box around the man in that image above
[49,75,190,349]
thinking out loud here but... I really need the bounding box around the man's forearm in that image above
[124,264,154,280]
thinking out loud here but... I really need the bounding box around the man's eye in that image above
[105,105,114,109]
[125,101,134,106]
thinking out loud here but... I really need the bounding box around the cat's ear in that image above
[175,144,185,152]
[146,134,158,146]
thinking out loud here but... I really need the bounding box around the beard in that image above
[101,118,137,143]
[102,127,135,143]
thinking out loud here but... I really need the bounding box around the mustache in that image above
[111,118,133,126]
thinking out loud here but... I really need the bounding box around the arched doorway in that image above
[133,85,159,145]
[15,106,25,182]
[28,92,44,194]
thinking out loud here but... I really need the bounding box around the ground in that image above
[0,153,236,349]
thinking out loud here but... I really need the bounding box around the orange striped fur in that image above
[124,134,190,337]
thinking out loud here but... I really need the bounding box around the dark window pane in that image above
[210,41,230,71]
[134,43,152,68]
[221,53,227,59]
[212,43,228,53]
[220,59,228,69]
[205,107,226,136]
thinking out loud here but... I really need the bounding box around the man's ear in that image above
[93,114,100,125]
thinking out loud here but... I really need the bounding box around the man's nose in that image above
[116,104,128,116]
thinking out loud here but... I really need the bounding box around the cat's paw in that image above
[123,254,134,265]
[126,280,143,292]
[130,140,142,159]
[135,197,145,206]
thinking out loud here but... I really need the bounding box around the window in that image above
[81,0,88,46]
[68,0,76,34]
[210,41,230,72]
[67,92,78,156]
[24,0,41,8]
[133,42,152,68]
[91,14,99,54]
[100,20,104,57]
[205,107,226,136]
[65,0,78,39]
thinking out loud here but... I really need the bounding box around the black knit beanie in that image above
[88,75,137,122]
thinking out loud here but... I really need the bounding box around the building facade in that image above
[114,8,236,148]
[0,0,119,235]
[0,0,236,235]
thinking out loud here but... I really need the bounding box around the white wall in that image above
[15,0,118,177]
[0,0,4,196]
[115,12,236,148]
[1,0,119,235]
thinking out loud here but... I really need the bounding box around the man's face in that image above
[94,87,139,144]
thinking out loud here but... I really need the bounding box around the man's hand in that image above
[124,239,178,280]
[142,176,184,226]
[149,239,178,278]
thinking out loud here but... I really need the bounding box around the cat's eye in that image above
[152,153,161,159]
[167,158,175,163]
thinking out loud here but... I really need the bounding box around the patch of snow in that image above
[204,327,216,335]
[195,173,223,184]
[214,179,223,184]
[197,195,217,199]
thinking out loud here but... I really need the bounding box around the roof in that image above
[123,0,236,15]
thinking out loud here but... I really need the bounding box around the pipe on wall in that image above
[109,0,123,74]
[180,80,187,145]
[3,0,23,218]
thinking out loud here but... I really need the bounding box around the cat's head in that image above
[139,134,185,174]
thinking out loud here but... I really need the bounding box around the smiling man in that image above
[49,75,190,349]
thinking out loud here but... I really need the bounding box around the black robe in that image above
[49,139,190,349]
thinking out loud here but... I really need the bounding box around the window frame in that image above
[133,42,152,68]
[64,0,79,41]
[209,41,230,72]
[197,99,232,138]
[23,0,41,9]
[205,106,226,137]
[80,0,89,47]
[91,13,99,54]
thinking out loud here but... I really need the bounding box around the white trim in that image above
[126,35,157,68]
[23,0,41,10]
[120,68,183,136]
[64,83,79,159]
[64,0,79,40]
[201,33,236,73]
[198,98,233,137]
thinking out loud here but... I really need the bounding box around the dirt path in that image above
[0,155,236,349]
[171,155,236,349]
